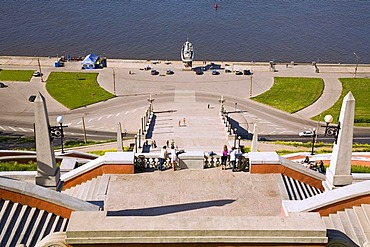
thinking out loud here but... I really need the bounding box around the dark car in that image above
[212,70,220,75]
[235,70,243,75]
[166,69,174,75]
[224,68,232,73]
[195,69,203,75]
[151,69,159,75]
[0,82,7,88]
[243,69,252,75]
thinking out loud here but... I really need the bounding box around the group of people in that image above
[221,145,239,172]
[301,156,325,174]
[158,140,179,171]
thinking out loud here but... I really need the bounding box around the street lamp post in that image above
[353,52,359,78]
[56,115,65,153]
[311,128,316,155]
[322,114,341,144]
[238,136,241,150]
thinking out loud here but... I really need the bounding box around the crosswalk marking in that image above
[98,117,102,121]
[0,126,5,130]
[106,114,111,119]
[116,113,120,117]
[9,127,16,131]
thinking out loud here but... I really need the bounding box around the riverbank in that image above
[1,56,370,74]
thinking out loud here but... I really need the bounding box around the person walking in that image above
[158,145,167,171]
[229,147,237,172]
[170,145,178,171]
[221,145,228,170]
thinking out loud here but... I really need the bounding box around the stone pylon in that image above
[251,124,258,152]
[326,92,355,188]
[34,92,60,190]
[117,122,123,152]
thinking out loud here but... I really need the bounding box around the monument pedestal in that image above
[325,167,352,188]
[35,168,61,190]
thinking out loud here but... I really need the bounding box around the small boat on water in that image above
[181,39,194,63]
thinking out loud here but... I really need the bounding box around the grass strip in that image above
[252,77,324,113]
[0,69,34,81]
[313,78,370,126]
[46,72,115,109]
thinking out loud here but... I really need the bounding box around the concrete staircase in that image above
[322,204,370,246]
[281,174,323,200]
[0,199,68,247]
[62,175,110,204]
[148,91,229,153]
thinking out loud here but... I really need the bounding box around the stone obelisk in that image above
[34,93,60,189]
[326,92,355,188]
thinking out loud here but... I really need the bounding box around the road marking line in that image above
[77,121,82,125]
[107,115,111,119]
[88,119,93,123]
[125,111,129,115]
[116,113,120,117]
[98,116,103,121]
[132,109,136,113]
[30,129,34,132]
[0,126,5,130]
[267,131,276,134]
[66,123,72,126]
[19,128,26,132]
[9,127,16,131]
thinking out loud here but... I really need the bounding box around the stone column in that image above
[251,124,258,152]
[34,93,60,190]
[117,122,123,152]
[326,92,355,188]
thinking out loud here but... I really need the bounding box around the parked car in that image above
[166,69,174,75]
[243,69,252,75]
[299,130,314,137]
[224,68,232,73]
[195,69,203,75]
[211,70,220,75]
[151,69,159,75]
[33,71,43,77]
[0,82,7,88]
[235,70,243,75]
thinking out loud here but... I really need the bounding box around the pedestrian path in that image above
[148,91,229,152]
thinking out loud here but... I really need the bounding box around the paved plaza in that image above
[105,170,282,217]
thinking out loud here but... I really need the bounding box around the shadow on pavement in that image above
[107,199,235,216]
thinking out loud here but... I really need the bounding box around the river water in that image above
[1,0,369,63]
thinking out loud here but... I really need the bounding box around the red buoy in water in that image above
[214,3,218,10]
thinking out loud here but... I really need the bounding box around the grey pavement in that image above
[105,170,282,216]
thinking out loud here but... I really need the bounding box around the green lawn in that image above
[0,69,34,81]
[46,72,115,109]
[252,77,324,113]
[312,78,370,126]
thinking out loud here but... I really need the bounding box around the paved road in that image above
[1,57,370,146]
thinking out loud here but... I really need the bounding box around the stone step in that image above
[36,212,53,243]
[0,202,20,243]
[345,208,366,246]
[322,216,334,229]
[60,218,69,232]
[80,178,93,201]
[18,207,37,245]
[337,211,358,245]
[85,176,98,201]
[5,204,28,247]
[26,209,46,247]
[329,213,345,233]
[357,205,370,241]
[96,175,110,200]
